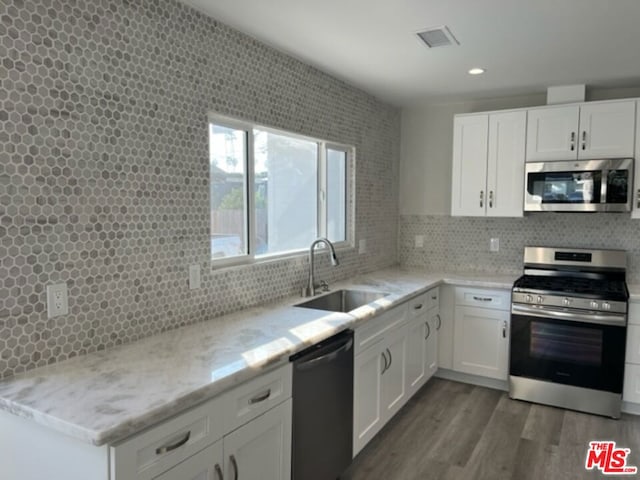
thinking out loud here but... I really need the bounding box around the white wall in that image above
[400,87,640,216]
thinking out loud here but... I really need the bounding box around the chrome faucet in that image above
[304,238,340,297]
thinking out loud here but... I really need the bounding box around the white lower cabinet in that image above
[453,301,510,381]
[354,288,440,457]
[624,303,640,404]
[353,339,385,455]
[113,363,293,480]
[154,441,223,480]
[222,399,292,480]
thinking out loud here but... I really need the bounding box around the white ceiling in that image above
[181,0,640,107]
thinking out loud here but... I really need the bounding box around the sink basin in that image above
[295,289,390,313]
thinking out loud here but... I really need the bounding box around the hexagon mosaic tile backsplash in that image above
[400,214,640,282]
[0,0,400,378]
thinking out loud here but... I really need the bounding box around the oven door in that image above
[510,304,626,393]
[524,158,632,212]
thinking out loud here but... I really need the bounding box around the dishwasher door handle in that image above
[294,337,353,371]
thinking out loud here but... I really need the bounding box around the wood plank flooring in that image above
[343,378,640,480]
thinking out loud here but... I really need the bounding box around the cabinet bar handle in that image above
[570,131,575,151]
[636,189,640,209]
[479,190,484,208]
[489,190,494,208]
[381,351,389,374]
[431,295,437,300]
[473,296,493,302]
[249,389,271,405]
[581,131,586,150]
[424,321,430,340]
[155,431,191,455]
[436,314,442,331]
[215,464,224,480]
[502,321,508,338]
[414,303,423,310]
[386,348,392,368]
[230,454,239,480]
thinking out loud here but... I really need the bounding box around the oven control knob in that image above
[602,302,611,311]
[590,301,599,309]
[563,297,571,306]
[525,295,533,303]
[536,296,543,304]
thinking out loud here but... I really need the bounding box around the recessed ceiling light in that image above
[468,68,486,75]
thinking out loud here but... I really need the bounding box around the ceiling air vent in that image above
[416,26,459,48]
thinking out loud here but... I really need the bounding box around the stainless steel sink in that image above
[295,289,390,313]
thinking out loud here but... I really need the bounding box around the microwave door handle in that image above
[601,170,608,204]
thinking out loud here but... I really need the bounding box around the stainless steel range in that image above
[509,246,628,418]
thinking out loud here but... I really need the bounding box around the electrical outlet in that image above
[490,238,500,252]
[358,239,367,254]
[414,235,424,248]
[47,283,68,318]
[189,264,201,290]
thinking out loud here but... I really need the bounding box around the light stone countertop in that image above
[627,284,640,301]
[0,267,517,446]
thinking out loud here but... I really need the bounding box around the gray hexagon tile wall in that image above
[0,0,401,379]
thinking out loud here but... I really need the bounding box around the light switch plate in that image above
[358,239,367,254]
[189,264,201,290]
[415,235,424,248]
[47,283,68,318]
[490,238,500,252]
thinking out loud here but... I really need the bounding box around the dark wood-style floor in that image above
[343,378,640,480]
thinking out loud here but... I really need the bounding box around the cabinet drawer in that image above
[629,301,640,326]
[626,325,640,364]
[110,396,225,480]
[407,293,429,318]
[355,303,408,354]
[624,363,640,403]
[221,363,292,434]
[455,287,510,311]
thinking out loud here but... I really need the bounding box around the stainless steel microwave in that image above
[524,158,633,212]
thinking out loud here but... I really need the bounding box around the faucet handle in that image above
[319,280,330,292]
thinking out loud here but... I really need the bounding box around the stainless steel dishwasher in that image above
[290,329,354,480]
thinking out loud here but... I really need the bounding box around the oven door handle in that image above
[511,304,627,327]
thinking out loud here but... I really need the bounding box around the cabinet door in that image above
[353,342,384,456]
[426,309,440,380]
[153,441,223,480]
[380,325,408,421]
[451,115,489,216]
[486,111,526,217]
[453,306,509,380]
[405,315,428,397]
[223,399,291,480]
[579,101,635,159]
[526,105,579,161]
[631,101,640,219]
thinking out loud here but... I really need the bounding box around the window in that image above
[209,116,352,264]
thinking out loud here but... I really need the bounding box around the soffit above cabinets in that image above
[179,0,640,106]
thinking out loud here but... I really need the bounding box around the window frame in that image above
[208,114,355,268]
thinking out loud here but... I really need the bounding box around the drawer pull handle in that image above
[230,454,239,480]
[431,295,437,300]
[249,389,271,405]
[215,464,224,480]
[155,431,191,455]
[502,321,508,338]
[424,321,430,340]
[473,296,492,302]
[414,303,423,310]
[436,314,441,331]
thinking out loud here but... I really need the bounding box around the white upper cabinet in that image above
[451,111,525,217]
[486,111,527,217]
[526,105,579,161]
[526,100,635,161]
[451,114,489,216]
